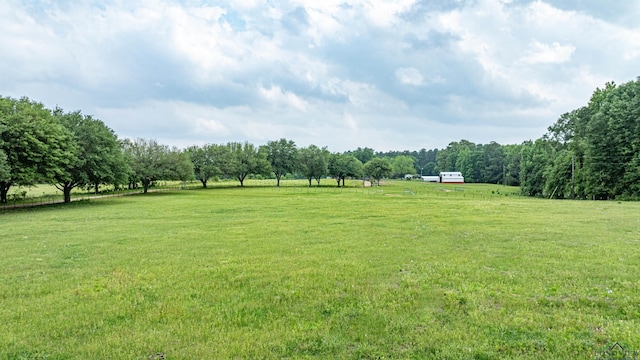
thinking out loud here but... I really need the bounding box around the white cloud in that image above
[0,0,639,152]
[259,85,309,112]
[395,67,424,86]
[524,41,576,64]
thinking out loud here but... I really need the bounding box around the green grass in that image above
[1,181,638,359]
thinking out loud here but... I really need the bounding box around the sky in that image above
[1,0,639,152]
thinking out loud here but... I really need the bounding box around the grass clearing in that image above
[1,181,639,359]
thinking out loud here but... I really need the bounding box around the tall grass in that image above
[1,182,638,359]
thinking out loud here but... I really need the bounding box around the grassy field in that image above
[1,181,639,359]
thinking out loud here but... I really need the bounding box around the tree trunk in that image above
[63,186,72,203]
[308,178,312,187]
[335,177,341,187]
[94,183,99,194]
[201,179,207,188]
[276,175,281,187]
[142,180,150,193]
[0,183,9,204]
[342,178,345,187]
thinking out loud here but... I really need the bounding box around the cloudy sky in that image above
[1,0,639,152]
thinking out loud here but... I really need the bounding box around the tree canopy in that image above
[364,157,392,185]
[299,145,329,187]
[123,138,193,193]
[52,109,127,202]
[329,153,363,187]
[264,138,299,187]
[226,142,270,187]
[0,96,74,203]
[188,144,230,188]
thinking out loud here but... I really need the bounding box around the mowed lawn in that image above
[1,182,639,359]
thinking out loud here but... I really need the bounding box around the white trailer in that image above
[438,172,464,184]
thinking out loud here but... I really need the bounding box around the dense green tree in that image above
[583,81,639,198]
[519,139,553,197]
[0,96,74,203]
[422,162,438,176]
[363,157,392,185]
[436,140,476,173]
[264,138,299,187]
[343,155,363,186]
[187,144,230,188]
[165,147,194,183]
[299,145,329,187]
[391,155,415,178]
[480,142,506,184]
[123,138,193,193]
[542,78,640,199]
[543,149,573,198]
[0,149,10,184]
[414,148,438,175]
[52,109,127,202]
[226,142,270,187]
[328,153,363,187]
[455,147,479,182]
[348,147,375,164]
[503,144,522,186]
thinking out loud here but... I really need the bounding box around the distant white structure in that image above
[421,176,439,182]
[404,174,413,180]
[439,172,464,184]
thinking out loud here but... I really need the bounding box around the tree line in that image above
[523,77,640,199]
[2,78,638,202]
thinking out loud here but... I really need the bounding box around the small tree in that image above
[226,142,270,187]
[299,145,329,187]
[123,138,193,193]
[329,153,362,187]
[264,138,299,186]
[0,96,75,203]
[364,157,392,186]
[53,109,126,201]
[188,144,230,188]
[392,155,415,178]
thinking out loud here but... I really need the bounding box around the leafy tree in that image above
[542,78,640,199]
[392,155,415,178]
[503,144,523,186]
[226,141,270,187]
[519,139,553,197]
[436,140,475,173]
[415,148,438,175]
[264,138,299,187]
[123,138,192,193]
[52,109,127,202]
[0,96,74,203]
[165,147,194,183]
[583,81,638,198]
[343,155,363,186]
[480,142,505,184]
[187,144,230,188]
[543,149,573,198]
[328,153,347,187]
[455,147,478,182]
[363,157,392,185]
[348,147,375,164]
[299,145,329,187]
[421,162,438,176]
[328,153,363,187]
[0,149,10,184]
